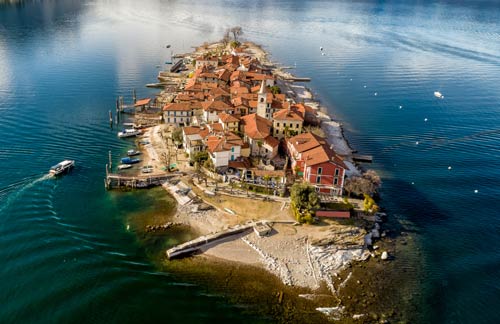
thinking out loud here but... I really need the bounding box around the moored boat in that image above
[118,164,133,170]
[121,157,141,164]
[118,129,141,138]
[127,149,141,156]
[49,160,75,175]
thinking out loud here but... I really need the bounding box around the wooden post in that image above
[109,110,113,128]
[108,151,112,171]
[106,164,109,177]
[133,89,137,104]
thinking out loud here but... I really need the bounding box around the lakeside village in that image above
[107,36,391,320]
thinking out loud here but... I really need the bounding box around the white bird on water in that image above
[399,105,403,109]
[364,85,367,88]
[424,118,428,122]
[321,52,325,56]
[448,166,452,170]
[474,189,478,193]
[416,141,419,145]
[374,92,378,96]
[320,46,323,51]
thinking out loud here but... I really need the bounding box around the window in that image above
[231,155,234,161]
[317,167,322,175]
[296,123,299,128]
[231,147,234,152]
[174,118,176,123]
[334,178,338,185]
[335,169,340,176]
[277,122,280,127]
[260,97,264,103]
[174,111,176,116]
[316,176,321,184]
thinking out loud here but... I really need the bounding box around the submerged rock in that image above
[381,251,389,260]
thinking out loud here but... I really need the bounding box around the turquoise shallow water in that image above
[1,0,500,323]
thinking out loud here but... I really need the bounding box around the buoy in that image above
[411,182,415,185]
[364,85,367,88]
[399,105,403,109]
[320,46,323,51]
[448,166,452,170]
[474,189,478,193]
[424,118,428,122]
[374,92,378,96]
[321,52,325,56]
[416,141,419,145]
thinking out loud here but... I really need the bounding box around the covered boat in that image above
[118,129,141,138]
[121,157,141,164]
[50,160,75,175]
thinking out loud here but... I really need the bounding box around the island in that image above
[106,34,401,323]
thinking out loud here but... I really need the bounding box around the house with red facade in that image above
[287,132,346,196]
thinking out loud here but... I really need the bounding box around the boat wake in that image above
[0,174,54,214]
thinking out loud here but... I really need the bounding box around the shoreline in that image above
[127,39,410,322]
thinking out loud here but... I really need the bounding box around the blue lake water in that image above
[1,0,499,323]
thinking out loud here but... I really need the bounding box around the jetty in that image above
[166,222,258,259]
[104,172,178,189]
[352,154,373,163]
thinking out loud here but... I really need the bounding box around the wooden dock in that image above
[104,172,178,190]
[352,154,373,163]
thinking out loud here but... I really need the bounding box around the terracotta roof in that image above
[206,132,244,153]
[316,211,350,218]
[273,108,304,121]
[207,122,224,132]
[287,132,325,153]
[163,102,191,111]
[303,144,346,168]
[264,135,280,148]
[183,126,206,136]
[219,112,240,123]
[228,159,251,169]
[201,100,232,112]
[240,113,272,140]
[134,98,151,107]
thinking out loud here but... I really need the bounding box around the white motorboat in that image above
[434,91,444,99]
[127,149,141,156]
[118,164,133,170]
[118,129,141,138]
[50,160,75,175]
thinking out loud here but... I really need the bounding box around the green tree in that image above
[192,151,209,164]
[363,194,379,214]
[269,85,281,94]
[290,183,320,224]
[172,127,183,145]
[203,157,214,171]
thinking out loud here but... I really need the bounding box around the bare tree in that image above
[230,26,243,41]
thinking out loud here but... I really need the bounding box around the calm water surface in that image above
[1,0,499,323]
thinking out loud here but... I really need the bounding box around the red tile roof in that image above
[163,102,191,111]
[287,132,324,153]
[240,113,272,140]
[201,100,232,112]
[219,112,240,123]
[273,108,304,121]
[264,135,280,148]
[134,98,151,107]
